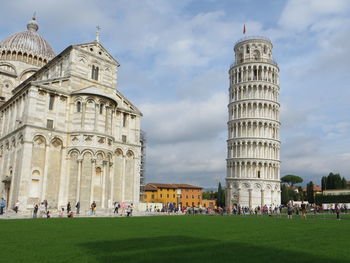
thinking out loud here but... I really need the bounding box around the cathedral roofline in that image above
[73,41,120,66]
[11,45,73,96]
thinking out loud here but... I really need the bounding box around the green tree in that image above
[341,177,347,189]
[323,173,347,190]
[321,176,327,191]
[281,175,303,186]
[306,181,315,203]
[216,182,225,208]
[281,184,289,205]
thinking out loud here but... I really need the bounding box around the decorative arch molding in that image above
[126,150,134,159]
[115,148,124,157]
[19,68,38,81]
[81,149,94,157]
[0,62,17,75]
[50,137,63,148]
[77,54,88,64]
[32,134,47,146]
[68,148,80,157]
[73,96,84,103]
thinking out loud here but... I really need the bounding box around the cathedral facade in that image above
[0,17,142,211]
[226,36,281,209]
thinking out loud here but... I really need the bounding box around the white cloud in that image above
[278,0,350,31]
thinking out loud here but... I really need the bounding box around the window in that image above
[100,104,104,114]
[192,195,194,199]
[173,194,175,198]
[186,195,188,198]
[160,194,162,198]
[263,46,267,54]
[123,113,127,127]
[246,46,250,54]
[258,171,261,178]
[49,94,55,110]
[198,195,201,199]
[167,194,169,198]
[47,119,54,129]
[91,65,99,80]
[192,202,194,207]
[151,194,154,199]
[186,202,188,206]
[122,135,127,143]
[76,101,81,112]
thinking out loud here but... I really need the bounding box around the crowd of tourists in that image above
[0,196,347,220]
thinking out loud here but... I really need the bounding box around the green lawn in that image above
[0,215,349,263]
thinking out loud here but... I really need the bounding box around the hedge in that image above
[315,194,350,205]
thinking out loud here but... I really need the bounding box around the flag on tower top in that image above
[243,24,246,34]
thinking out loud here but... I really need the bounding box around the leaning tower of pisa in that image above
[225,36,281,209]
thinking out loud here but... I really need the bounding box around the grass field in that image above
[0,215,349,263]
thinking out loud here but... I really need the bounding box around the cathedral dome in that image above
[0,16,55,63]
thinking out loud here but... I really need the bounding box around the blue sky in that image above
[1,0,350,187]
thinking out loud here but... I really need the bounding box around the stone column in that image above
[248,189,252,208]
[121,157,126,202]
[237,188,241,204]
[261,189,264,207]
[90,158,96,204]
[41,143,50,201]
[101,160,107,208]
[226,184,232,210]
[8,140,18,208]
[57,148,67,208]
[17,141,33,209]
[81,102,86,128]
[109,162,114,208]
[76,159,82,202]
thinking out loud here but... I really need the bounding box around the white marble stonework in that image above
[0,17,142,210]
[225,36,281,209]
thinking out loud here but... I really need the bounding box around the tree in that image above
[321,176,327,191]
[216,182,225,208]
[323,173,348,190]
[281,184,289,205]
[306,181,315,203]
[281,175,303,186]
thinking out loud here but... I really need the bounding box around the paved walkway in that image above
[0,210,184,219]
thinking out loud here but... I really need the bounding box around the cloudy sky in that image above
[1,0,350,187]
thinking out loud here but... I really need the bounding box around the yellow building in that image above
[144,183,204,207]
[144,183,178,204]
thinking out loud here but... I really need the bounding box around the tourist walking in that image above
[300,201,307,219]
[91,201,96,215]
[0,198,6,215]
[67,202,71,214]
[126,205,132,216]
[114,201,119,214]
[33,204,38,218]
[14,200,20,213]
[287,201,293,219]
[335,204,340,220]
[75,201,80,215]
[121,202,126,216]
